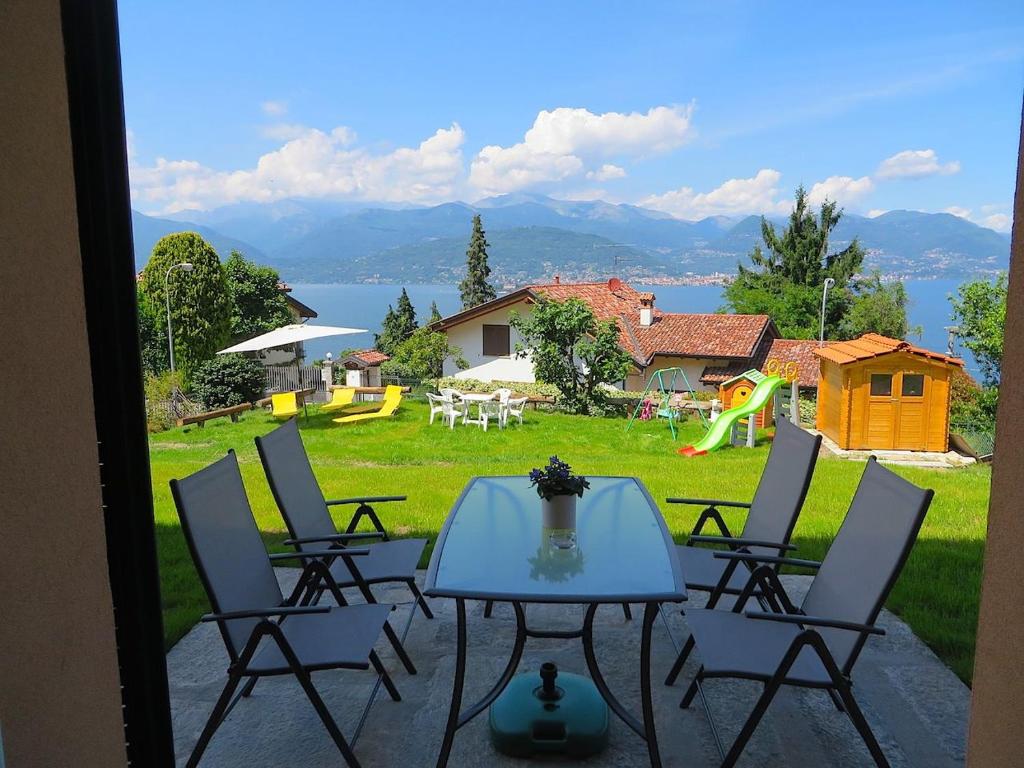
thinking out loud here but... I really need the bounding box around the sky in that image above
[119,1,1024,231]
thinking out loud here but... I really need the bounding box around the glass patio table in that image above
[425,475,687,767]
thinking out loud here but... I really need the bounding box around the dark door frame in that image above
[60,0,175,764]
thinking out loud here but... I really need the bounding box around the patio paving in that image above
[168,570,968,767]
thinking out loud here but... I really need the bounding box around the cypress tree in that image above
[459,214,497,309]
[375,288,418,356]
[429,300,443,324]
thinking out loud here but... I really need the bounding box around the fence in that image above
[264,365,329,402]
[950,420,996,459]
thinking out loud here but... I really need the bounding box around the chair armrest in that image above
[326,495,407,506]
[744,611,885,636]
[201,605,330,622]
[688,535,797,551]
[666,497,751,508]
[283,532,385,546]
[712,551,821,569]
[268,548,370,561]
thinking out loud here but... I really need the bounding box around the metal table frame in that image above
[425,476,686,768]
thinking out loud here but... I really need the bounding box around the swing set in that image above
[625,367,709,440]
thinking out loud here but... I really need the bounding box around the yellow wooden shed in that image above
[814,333,964,452]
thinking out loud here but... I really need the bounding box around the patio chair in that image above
[664,418,822,685]
[494,387,513,405]
[255,419,432,632]
[321,387,355,413]
[475,399,504,431]
[169,451,402,768]
[678,457,933,767]
[503,396,528,427]
[271,391,302,419]
[333,391,402,424]
[439,392,467,429]
[426,392,446,424]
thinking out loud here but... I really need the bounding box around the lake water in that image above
[293,279,979,377]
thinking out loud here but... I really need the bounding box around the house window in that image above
[482,324,511,356]
[902,374,925,397]
[870,373,892,397]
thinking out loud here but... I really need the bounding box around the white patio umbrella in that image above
[452,357,535,383]
[217,324,366,354]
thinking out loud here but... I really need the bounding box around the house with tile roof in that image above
[431,277,818,391]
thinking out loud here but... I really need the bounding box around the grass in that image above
[149,398,989,684]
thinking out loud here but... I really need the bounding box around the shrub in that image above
[191,354,265,410]
[144,371,184,432]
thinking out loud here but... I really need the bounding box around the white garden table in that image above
[458,392,500,428]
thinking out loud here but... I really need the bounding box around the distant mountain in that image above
[131,210,266,268]
[134,194,1011,283]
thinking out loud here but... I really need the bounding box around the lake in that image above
[292,279,979,377]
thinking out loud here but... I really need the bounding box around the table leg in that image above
[436,597,466,768]
[641,601,662,767]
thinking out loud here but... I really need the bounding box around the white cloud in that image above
[130,124,465,213]
[261,100,288,116]
[981,213,1012,232]
[867,209,888,218]
[943,205,972,219]
[586,164,627,181]
[639,169,787,220]
[806,175,874,207]
[876,149,960,179]
[469,105,694,194]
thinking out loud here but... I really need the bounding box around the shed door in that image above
[865,370,898,449]
[864,369,930,451]
[894,371,929,450]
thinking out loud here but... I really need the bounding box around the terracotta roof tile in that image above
[813,333,964,367]
[346,349,389,366]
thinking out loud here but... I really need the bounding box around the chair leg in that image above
[680,666,703,709]
[186,669,245,768]
[836,682,890,767]
[381,621,417,675]
[369,650,401,702]
[827,687,846,713]
[720,677,784,768]
[665,634,695,686]
[240,675,259,698]
[408,581,434,619]
[483,599,494,618]
[294,668,362,768]
[621,602,632,620]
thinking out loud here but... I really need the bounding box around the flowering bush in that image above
[529,456,590,500]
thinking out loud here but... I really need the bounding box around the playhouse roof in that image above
[813,333,964,367]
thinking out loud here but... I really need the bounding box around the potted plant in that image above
[529,456,590,533]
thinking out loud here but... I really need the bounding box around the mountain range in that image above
[131,193,1011,284]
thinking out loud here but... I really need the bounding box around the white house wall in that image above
[443,300,535,382]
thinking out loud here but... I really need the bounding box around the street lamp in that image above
[165,262,193,374]
[819,277,835,347]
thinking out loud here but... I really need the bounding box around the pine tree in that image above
[459,214,496,309]
[428,301,443,324]
[374,288,418,356]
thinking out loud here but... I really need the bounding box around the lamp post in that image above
[819,277,835,347]
[165,262,193,374]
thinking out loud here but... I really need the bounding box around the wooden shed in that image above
[814,333,964,452]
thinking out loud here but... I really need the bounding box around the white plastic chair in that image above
[426,392,446,425]
[504,396,528,427]
[477,399,504,431]
[442,396,467,429]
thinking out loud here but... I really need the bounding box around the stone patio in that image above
[168,570,969,767]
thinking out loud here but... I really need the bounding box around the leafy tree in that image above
[724,186,865,339]
[137,285,169,376]
[951,274,1007,386]
[224,250,291,342]
[375,288,418,356]
[428,301,443,324]
[509,298,634,414]
[459,214,496,309]
[381,327,468,379]
[139,232,232,381]
[842,270,917,340]
[190,354,266,409]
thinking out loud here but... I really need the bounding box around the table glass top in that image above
[426,476,685,602]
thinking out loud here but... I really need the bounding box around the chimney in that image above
[639,292,655,327]
[553,274,560,285]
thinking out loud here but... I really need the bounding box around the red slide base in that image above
[677,445,708,457]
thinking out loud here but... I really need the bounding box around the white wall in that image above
[626,356,731,392]
[443,300,535,381]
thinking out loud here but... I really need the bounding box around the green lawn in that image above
[149,398,989,683]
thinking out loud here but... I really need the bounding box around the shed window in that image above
[870,373,892,397]
[902,374,925,397]
[482,324,510,356]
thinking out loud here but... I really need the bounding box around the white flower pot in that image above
[541,494,577,530]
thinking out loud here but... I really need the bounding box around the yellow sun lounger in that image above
[333,390,402,424]
[320,387,356,413]
[271,391,302,419]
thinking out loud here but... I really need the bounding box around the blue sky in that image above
[120,1,1024,230]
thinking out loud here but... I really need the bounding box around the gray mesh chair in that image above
[678,458,933,768]
[170,451,401,768]
[254,420,430,666]
[664,418,822,685]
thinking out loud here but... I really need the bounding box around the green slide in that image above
[679,374,785,456]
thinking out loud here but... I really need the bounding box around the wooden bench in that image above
[177,402,251,428]
[328,385,412,395]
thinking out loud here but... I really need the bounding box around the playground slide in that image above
[679,375,785,456]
